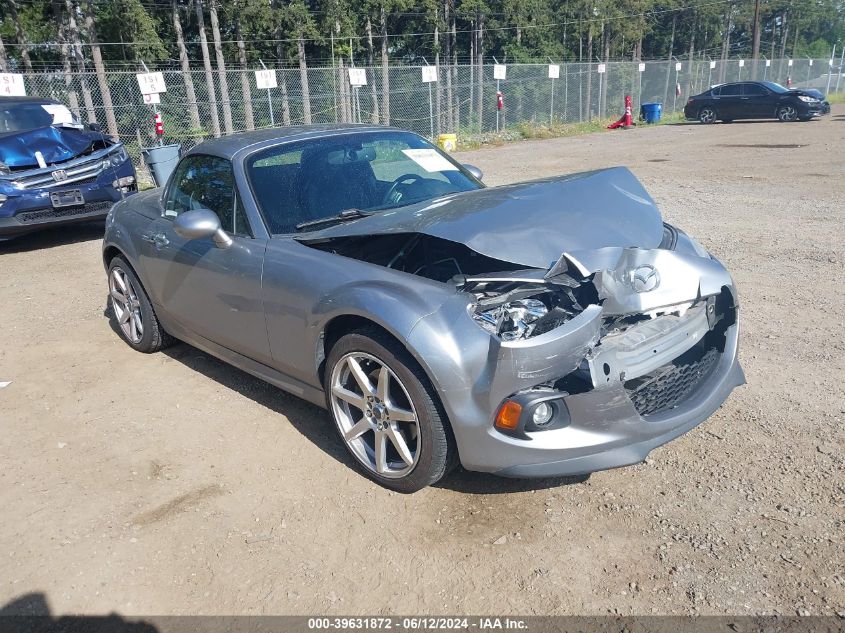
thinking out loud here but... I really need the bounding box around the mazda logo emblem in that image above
[51,169,68,182]
[630,265,660,293]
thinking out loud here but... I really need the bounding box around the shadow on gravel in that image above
[436,468,589,495]
[100,323,591,495]
[0,221,105,254]
[0,592,159,632]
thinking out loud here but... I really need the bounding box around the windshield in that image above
[246,131,482,234]
[0,102,79,134]
[761,81,789,94]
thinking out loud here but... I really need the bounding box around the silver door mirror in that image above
[463,164,483,181]
[172,209,233,249]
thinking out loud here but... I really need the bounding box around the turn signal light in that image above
[494,400,522,431]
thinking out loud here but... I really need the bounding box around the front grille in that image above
[11,154,110,190]
[625,347,721,417]
[16,201,112,224]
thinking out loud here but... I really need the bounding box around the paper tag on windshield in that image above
[41,104,78,126]
[401,149,457,173]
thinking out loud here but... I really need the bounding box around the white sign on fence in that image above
[766,59,772,67]
[255,69,277,89]
[421,66,438,83]
[0,73,25,96]
[493,64,507,80]
[597,63,606,74]
[548,64,560,79]
[710,60,716,69]
[638,62,646,72]
[808,59,814,66]
[136,72,166,95]
[143,93,161,105]
[738,59,745,67]
[675,62,682,71]
[348,68,367,86]
[788,59,793,67]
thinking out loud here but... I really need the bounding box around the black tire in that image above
[325,327,457,493]
[107,256,173,353]
[698,107,717,124]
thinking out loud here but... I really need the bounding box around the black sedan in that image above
[684,81,824,123]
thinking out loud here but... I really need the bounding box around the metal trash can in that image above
[640,102,663,124]
[141,143,181,188]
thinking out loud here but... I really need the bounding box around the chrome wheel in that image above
[699,107,717,124]
[109,266,143,344]
[329,352,420,479]
[778,105,798,122]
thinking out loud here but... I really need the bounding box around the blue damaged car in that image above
[0,96,136,241]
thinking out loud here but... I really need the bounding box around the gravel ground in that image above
[1,108,843,617]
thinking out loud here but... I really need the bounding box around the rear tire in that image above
[325,328,457,493]
[698,107,717,124]
[107,256,172,353]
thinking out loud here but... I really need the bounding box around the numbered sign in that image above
[738,59,745,67]
[709,60,717,69]
[421,66,438,83]
[0,73,25,97]
[788,59,793,67]
[548,64,560,79]
[136,72,166,95]
[638,62,646,72]
[493,64,507,80]
[143,93,161,105]
[348,68,367,86]
[766,59,772,67]
[675,62,682,71]
[808,59,814,67]
[597,63,606,74]
[255,69,277,89]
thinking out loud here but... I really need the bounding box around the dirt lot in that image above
[1,108,843,618]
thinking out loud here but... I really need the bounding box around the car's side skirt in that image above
[158,311,328,410]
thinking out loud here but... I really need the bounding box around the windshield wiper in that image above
[295,208,370,232]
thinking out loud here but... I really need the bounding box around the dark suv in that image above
[684,81,824,124]
[0,96,136,241]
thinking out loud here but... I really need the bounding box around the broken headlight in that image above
[472,298,548,341]
[109,145,128,167]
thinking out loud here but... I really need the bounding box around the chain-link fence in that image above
[15,57,843,179]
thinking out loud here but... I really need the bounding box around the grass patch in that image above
[452,110,685,151]
[826,92,845,104]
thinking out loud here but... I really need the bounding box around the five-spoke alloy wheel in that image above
[326,329,456,492]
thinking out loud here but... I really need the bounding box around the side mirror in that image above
[88,122,102,132]
[172,209,233,249]
[463,163,483,181]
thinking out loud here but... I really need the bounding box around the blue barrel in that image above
[640,102,663,124]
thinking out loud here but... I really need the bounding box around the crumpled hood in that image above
[0,125,109,169]
[300,166,664,269]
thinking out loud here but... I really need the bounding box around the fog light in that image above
[532,402,554,427]
[112,176,135,189]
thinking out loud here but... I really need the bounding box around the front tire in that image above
[107,256,172,353]
[698,107,717,124]
[325,328,456,493]
[777,105,798,122]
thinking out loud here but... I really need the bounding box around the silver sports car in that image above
[103,125,744,492]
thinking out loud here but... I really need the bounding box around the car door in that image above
[139,153,272,365]
[714,83,742,119]
[740,83,774,118]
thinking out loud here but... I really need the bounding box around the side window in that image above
[719,84,741,96]
[742,83,767,96]
[164,155,251,237]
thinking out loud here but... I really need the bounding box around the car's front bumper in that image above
[0,161,135,239]
[492,322,743,477]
